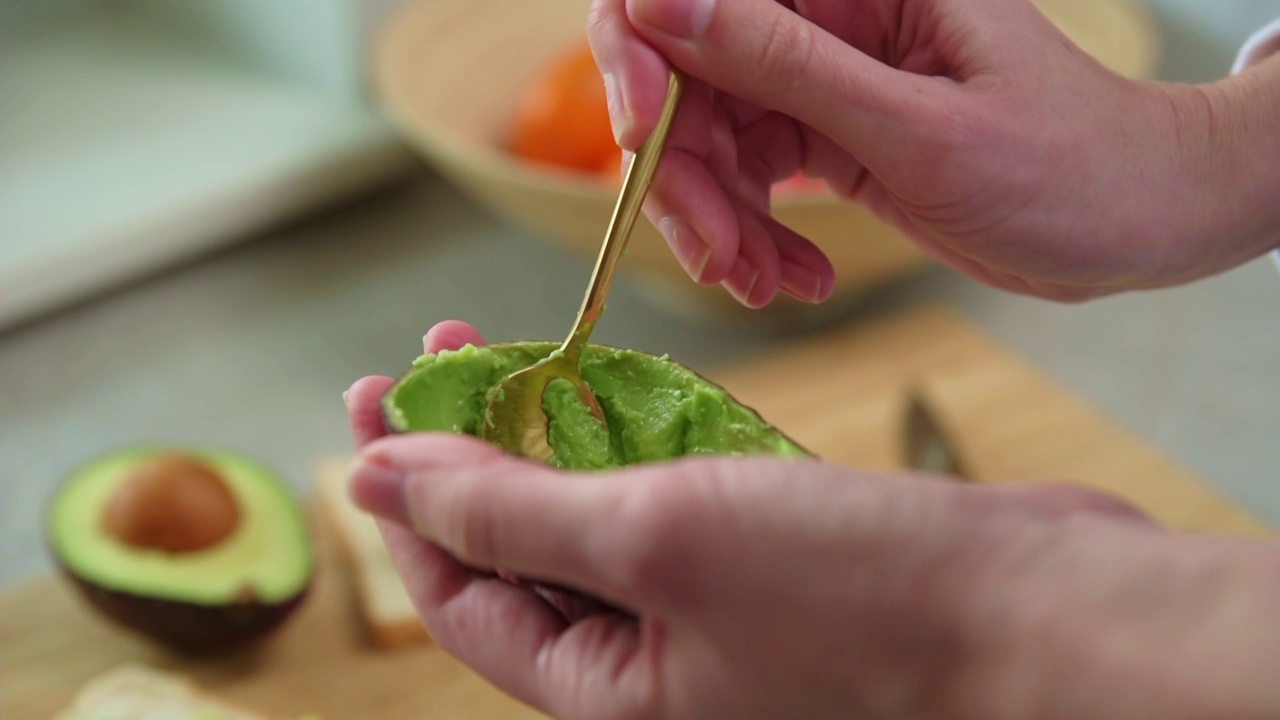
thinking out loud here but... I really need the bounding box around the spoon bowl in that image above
[480,350,603,462]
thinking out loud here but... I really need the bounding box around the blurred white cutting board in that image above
[0,0,415,331]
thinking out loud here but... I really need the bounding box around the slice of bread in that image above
[54,664,277,720]
[313,456,430,649]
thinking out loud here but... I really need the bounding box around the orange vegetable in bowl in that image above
[775,172,830,196]
[508,39,620,176]
[596,143,625,183]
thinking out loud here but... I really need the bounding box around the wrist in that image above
[949,526,1280,720]
[1159,57,1280,278]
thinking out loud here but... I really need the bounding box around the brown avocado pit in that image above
[47,447,314,654]
[102,455,241,553]
[380,341,812,621]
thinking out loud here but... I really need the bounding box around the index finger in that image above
[588,0,675,149]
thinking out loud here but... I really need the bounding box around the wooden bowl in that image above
[371,0,1159,324]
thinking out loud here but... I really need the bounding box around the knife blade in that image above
[902,387,972,480]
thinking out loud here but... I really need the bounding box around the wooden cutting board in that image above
[2,305,1269,719]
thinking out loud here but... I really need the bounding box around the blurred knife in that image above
[903,388,972,480]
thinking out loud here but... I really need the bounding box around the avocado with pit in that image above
[46,447,313,654]
[381,342,812,466]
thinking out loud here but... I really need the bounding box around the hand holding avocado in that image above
[343,322,1280,719]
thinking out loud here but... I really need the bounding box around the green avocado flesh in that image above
[47,448,312,606]
[381,343,811,468]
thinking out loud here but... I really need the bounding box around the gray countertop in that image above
[3,0,1279,589]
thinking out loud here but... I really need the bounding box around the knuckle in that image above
[443,476,502,564]
[898,95,1005,192]
[600,499,675,593]
[907,106,969,166]
[755,19,815,101]
[597,470,705,594]
[915,92,997,147]
[585,0,610,39]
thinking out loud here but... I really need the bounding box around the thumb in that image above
[349,433,684,610]
[625,0,944,151]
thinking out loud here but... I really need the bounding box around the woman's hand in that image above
[588,0,1280,303]
[343,321,1280,719]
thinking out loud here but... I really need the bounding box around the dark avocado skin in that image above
[378,341,813,622]
[58,562,311,655]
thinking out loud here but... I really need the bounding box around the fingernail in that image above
[636,0,715,39]
[342,390,351,408]
[349,458,409,525]
[724,256,760,306]
[779,261,823,304]
[603,73,630,146]
[742,272,761,307]
[659,217,711,281]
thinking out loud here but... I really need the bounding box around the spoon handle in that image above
[562,69,685,356]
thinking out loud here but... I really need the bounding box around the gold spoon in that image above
[480,69,685,462]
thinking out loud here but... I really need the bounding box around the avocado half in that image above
[379,342,812,619]
[46,447,314,654]
[380,342,812,466]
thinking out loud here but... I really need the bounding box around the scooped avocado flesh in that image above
[382,343,810,468]
[47,448,312,605]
